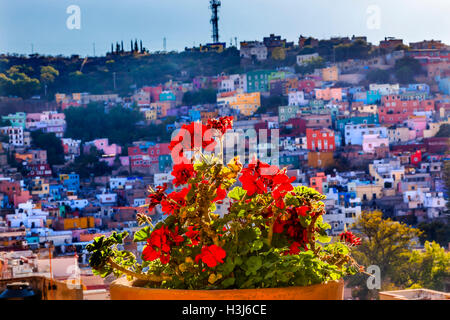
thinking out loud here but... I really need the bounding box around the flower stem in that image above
[107,257,173,282]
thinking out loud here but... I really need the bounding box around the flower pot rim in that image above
[111,276,344,293]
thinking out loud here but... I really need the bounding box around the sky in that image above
[0,0,449,57]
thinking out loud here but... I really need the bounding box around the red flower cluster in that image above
[273,206,313,253]
[339,231,361,246]
[147,183,168,209]
[239,160,294,209]
[142,226,184,264]
[195,244,226,268]
[185,226,200,247]
[213,186,227,203]
[171,163,195,186]
[161,186,190,215]
[207,116,234,135]
[169,122,217,160]
[239,160,278,196]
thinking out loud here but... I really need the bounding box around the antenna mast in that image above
[210,0,221,43]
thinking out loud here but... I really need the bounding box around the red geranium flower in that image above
[207,116,234,135]
[213,186,227,202]
[284,242,301,255]
[195,245,226,268]
[161,186,191,215]
[171,163,195,186]
[147,183,168,209]
[296,206,310,217]
[339,231,361,246]
[185,226,200,247]
[169,122,217,153]
[142,226,172,264]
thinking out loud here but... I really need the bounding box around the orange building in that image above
[309,172,328,194]
[54,217,95,230]
[308,152,335,169]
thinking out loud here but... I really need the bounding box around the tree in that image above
[40,66,59,84]
[394,57,424,84]
[65,146,112,178]
[347,211,422,299]
[395,241,450,292]
[295,57,325,75]
[366,69,391,83]
[435,123,450,138]
[30,130,65,165]
[182,89,217,106]
[271,47,286,61]
[417,220,450,247]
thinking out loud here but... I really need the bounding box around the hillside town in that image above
[0,34,449,299]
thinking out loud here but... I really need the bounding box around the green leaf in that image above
[228,187,247,201]
[133,226,151,242]
[221,277,235,288]
[251,240,263,252]
[246,256,262,274]
[318,234,331,243]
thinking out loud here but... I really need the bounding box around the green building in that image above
[278,105,300,123]
[279,155,300,169]
[335,114,379,134]
[246,70,273,93]
[2,112,26,129]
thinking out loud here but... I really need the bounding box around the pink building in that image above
[310,172,327,195]
[84,139,122,156]
[362,134,389,154]
[26,111,66,137]
[405,116,427,138]
[133,90,151,107]
[315,88,342,102]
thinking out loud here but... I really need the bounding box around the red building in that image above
[27,164,52,178]
[298,80,316,94]
[128,143,171,169]
[378,95,435,124]
[283,118,307,135]
[142,86,163,103]
[306,128,336,152]
[410,150,422,166]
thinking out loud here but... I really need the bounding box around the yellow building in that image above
[62,217,95,230]
[355,184,383,202]
[354,104,378,114]
[31,178,50,196]
[230,92,261,116]
[322,66,339,82]
[387,126,412,144]
[55,94,66,104]
[143,108,157,121]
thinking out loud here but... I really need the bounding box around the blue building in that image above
[59,173,80,192]
[188,109,202,122]
[366,90,382,104]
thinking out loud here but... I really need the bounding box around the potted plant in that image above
[87,117,363,300]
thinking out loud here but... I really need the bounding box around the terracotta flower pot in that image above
[109,277,344,300]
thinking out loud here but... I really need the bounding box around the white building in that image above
[369,83,400,95]
[6,201,49,229]
[288,91,307,106]
[240,41,268,61]
[345,124,388,146]
[0,126,31,147]
[219,74,247,93]
[296,53,319,66]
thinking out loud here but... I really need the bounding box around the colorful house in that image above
[1,112,26,129]
[306,128,336,152]
[246,70,273,93]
